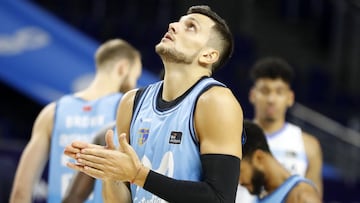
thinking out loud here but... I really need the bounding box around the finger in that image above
[71,141,89,149]
[77,158,105,171]
[118,133,128,152]
[72,141,104,150]
[64,145,81,154]
[83,165,105,179]
[105,129,116,150]
[76,152,107,165]
[64,150,77,160]
[81,147,113,158]
[67,162,101,179]
[118,133,139,163]
[66,162,85,171]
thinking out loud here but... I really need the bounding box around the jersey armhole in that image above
[133,87,146,114]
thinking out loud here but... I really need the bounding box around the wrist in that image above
[130,164,143,184]
[131,164,150,187]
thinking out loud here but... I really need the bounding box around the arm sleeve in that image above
[143,154,240,203]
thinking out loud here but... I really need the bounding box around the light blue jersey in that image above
[257,175,314,203]
[129,77,225,203]
[48,93,122,203]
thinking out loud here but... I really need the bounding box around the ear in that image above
[115,59,130,77]
[249,87,256,105]
[199,48,219,66]
[252,149,266,169]
[287,89,295,107]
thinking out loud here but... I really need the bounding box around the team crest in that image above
[138,128,149,145]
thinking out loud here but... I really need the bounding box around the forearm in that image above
[62,196,83,203]
[10,146,47,203]
[10,175,38,203]
[310,176,323,198]
[62,172,95,203]
[102,180,131,203]
[142,154,240,203]
[10,186,32,203]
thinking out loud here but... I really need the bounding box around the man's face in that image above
[239,159,266,195]
[155,13,215,64]
[250,78,293,122]
[120,58,142,93]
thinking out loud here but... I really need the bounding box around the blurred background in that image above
[0,0,359,202]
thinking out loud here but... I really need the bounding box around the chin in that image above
[264,117,276,123]
[155,43,168,54]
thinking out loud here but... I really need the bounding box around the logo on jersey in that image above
[285,151,297,158]
[169,131,182,144]
[138,128,149,145]
[82,105,92,112]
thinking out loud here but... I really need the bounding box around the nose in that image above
[266,92,276,103]
[168,22,177,34]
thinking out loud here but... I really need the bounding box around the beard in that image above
[120,82,131,93]
[250,168,266,196]
[119,77,135,93]
[155,43,195,64]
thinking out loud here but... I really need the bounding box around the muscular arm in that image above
[196,86,243,157]
[303,132,323,197]
[10,103,55,203]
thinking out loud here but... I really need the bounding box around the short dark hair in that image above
[250,57,294,85]
[187,5,234,73]
[242,120,271,159]
[95,39,140,70]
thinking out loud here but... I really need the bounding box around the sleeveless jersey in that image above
[47,93,122,203]
[130,78,225,203]
[266,122,308,176]
[257,175,314,203]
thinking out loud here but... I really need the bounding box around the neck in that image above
[254,118,286,135]
[263,155,291,194]
[161,61,210,101]
[75,72,121,100]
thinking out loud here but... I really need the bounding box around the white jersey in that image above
[236,122,308,203]
[266,122,308,176]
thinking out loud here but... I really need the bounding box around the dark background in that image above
[1,0,359,202]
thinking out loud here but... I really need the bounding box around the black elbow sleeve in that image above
[143,154,240,203]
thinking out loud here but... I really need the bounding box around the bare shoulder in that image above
[121,88,139,105]
[33,102,56,138]
[116,88,139,137]
[39,102,56,119]
[287,182,322,203]
[195,86,243,156]
[302,132,321,151]
[197,86,241,107]
[196,85,243,124]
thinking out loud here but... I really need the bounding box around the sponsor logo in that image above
[169,131,182,144]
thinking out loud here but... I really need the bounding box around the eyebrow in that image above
[179,16,201,27]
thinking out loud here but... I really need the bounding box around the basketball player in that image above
[10,39,142,203]
[240,120,321,203]
[236,57,323,202]
[64,5,244,202]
